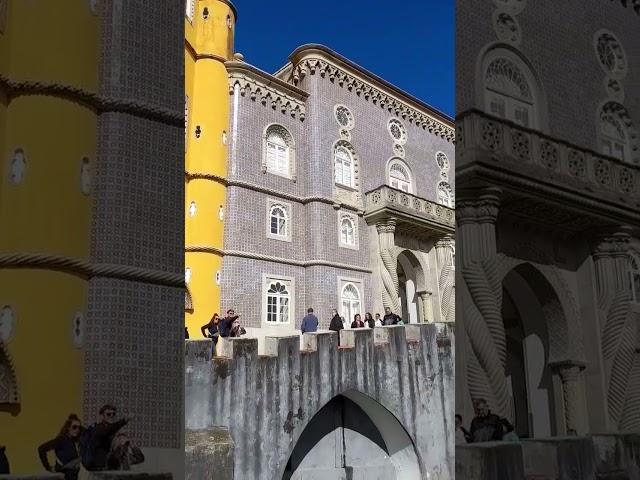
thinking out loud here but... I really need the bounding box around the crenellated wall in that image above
[185,324,454,480]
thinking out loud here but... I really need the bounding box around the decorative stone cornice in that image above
[279,45,454,143]
[0,74,183,126]
[185,245,372,273]
[590,229,633,258]
[227,61,308,121]
[609,0,640,15]
[456,188,502,226]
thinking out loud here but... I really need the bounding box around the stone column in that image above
[554,362,585,435]
[456,188,501,265]
[377,220,401,314]
[590,229,635,429]
[417,290,434,323]
[435,235,455,323]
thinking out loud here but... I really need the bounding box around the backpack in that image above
[79,423,96,469]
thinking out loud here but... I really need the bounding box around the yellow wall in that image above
[0,0,97,473]
[185,0,236,337]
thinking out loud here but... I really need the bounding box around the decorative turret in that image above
[185,0,237,335]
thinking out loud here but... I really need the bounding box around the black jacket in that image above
[38,435,80,473]
[0,446,9,474]
[329,315,343,332]
[470,412,503,442]
[87,419,128,470]
[383,313,401,325]
[106,444,145,470]
[351,320,365,328]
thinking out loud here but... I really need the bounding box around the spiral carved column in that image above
[436,235,456,323]
[591,230,636,429]
[377,220,401,314]
[418,290,434,323]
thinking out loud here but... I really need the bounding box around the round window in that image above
[335,105,354,130]
[388,119,407,144]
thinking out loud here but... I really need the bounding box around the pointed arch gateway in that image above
[281,390,421,480]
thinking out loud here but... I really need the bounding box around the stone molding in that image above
[227,61,308,121]
[185,172,365,215]
[0,252,183,287]
[279,46,454,143]
[0,74,183,126]
[185,245,373,273]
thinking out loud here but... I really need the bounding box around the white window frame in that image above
[266,199,292,242]
[185,0,195,22]
[263,124,295,180]
[334,145,355,188]
[262,274,294,326]
[438,182,454,208]
[482,49,538,130]
[338,278,364,328]
[338,212,359,250]
[387,158,413,194]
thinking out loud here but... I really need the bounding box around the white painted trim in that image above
[261,273,296,327]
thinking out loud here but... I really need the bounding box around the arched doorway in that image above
[501,263,563,438]
[282,390,421,479]
[397,250,427,324]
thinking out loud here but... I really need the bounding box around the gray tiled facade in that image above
[222,47,455,330]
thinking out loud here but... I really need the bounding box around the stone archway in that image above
[282,390,421,480]
[397,250,428,324]
[461,254,585,434]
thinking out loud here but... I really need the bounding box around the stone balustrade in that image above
[364,185,455,232]
[456,109,640,204]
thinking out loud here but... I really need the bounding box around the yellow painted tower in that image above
[0,0,98,473]
[185,0,236,336]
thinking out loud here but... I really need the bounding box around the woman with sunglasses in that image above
[38,414,83,480]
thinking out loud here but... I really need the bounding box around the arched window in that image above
[266,279,291,324]
[264,124,294,178]
[341,283,361,323]
[437,182,454,207]
[269,204,288,237]
[483,51,537,128]
[334,145,354,188]
[340,217,355,246]
[388,159,413,193]
[630,253,640,303]
[598,102,637,162]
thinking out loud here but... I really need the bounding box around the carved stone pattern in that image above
[400,194,409,207]
[594,30,628,79]
[511,130,530,161]
[229,74,306,121]
[0,339,19,403]
[540,141,559,169]
[619,167,635,194]
[481,120,503,151]
[413,198,422,212]
[493,10,521,45]
[567,150,586,177]
[289,58,454,142]
[370,191,381,204]
[393,144,405,158]
[595,158,612,186]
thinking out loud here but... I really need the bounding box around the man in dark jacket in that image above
[329,309,344,345]
[382,307,401,326]
[300,308,319,334]
[85,405,131,471]
[0,445,10,474]
[219,309,239,338]
[469,399,503,442]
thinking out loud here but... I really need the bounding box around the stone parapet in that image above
[185,428,234,480]
[185,324,454,480]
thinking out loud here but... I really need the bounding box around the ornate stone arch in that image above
[475,43,549,132]
[385,157,414,194]
[0,339,19,404]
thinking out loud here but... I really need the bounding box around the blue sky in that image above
[234,1,454,118]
